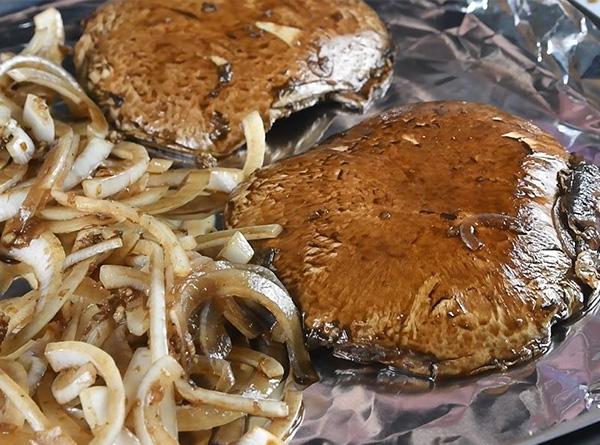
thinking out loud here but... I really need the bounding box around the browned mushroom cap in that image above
[74,0,393,159]
[226,101,588,378]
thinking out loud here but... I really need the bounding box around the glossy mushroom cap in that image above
[75,0,393,160]
[226,101,591,377]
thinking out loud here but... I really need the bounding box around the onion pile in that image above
[0,9,316,445]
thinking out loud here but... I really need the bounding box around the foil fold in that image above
[2,0,600,443]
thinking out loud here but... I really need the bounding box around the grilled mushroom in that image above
[74,0,393,161]
[226,101,600,378]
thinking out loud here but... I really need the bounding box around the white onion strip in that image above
[0,360,28,428]
[23,93,54,143]
[140,171,209,215]
[0,162,28,194]
[134,356,176,445]
[238,427,285,445]
[242,111,267,176]
[139,215,191,277]
[99,265,149,294]
[1,56,108,137]
[119,186,169,208]
[63,237,122,269]
[0,188,27,222]
[82,143,149,199]
[51,191,191,276]
[21,8,65,65]
[63,137,113,191]
[139,242,169,361]
[51,362,97,404]
[2,118,35,165]
[9,232,65,309]
[1,259,91,354]
[4,129,77,239]
[0,367,51,431]
[45,341,126,445]
[123,348,152,415]
[195,225,283,250]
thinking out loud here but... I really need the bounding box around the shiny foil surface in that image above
[2,0,600,444]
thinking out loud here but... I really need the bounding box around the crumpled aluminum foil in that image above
[2,0,600,444]
[295,1,600,444]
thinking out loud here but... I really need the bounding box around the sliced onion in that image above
[64,237,122,269]
[82,143,149,199]
[119,186,169,208]
[0,366,51,431]
[0,290,37,337]
[173,370,287,417]
[125,294,149,336]
[51,190,140,223]
[0,93,22,120]
[2,118,35,164]
[73,304,100,342]
[0,161,28,194]
[147,169,194,187]
[198,301,232,362]
[138,215,191,277]
[47,215,114,234]
[241,111,266,176]
[21,8,65,65]
[99,265,149,294]
[175,235,194,251]
[0,188,27,222]
[82,319,113,347]
[218,231,254,264]
[9,232,65,309]
[123,348,152,416]
[38,206,84,221]
[174,269,317,385]
[22,357,48,398]
[79,385,108,431]
[266,388,302,439]
[212,416,246,444]
[0,359,28,428]
[176,405,244,432]
[3,58,108,137]
[195,225,282,250]
[0,261,38,296]
[146,242,169,361]
[4,129,77,239]
[23,94,54,143]
[133,355,177,445]
[2,259,91,353]
[193,357,235,392]
[45,341,126,445]
[238,427,285,445]
[182,215,215,237]
[140,171,208,215]
[207,168,244,193]
[63,137,113,191]
[147,159,173,174]
[228,347,284,379]
[254,21,301,46]
[105,228,141,265]
[37,371,93,444]
[221,298,267,340]
[137,355,287,435]
[51,362,97,404]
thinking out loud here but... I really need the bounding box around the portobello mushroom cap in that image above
[74,0,393,160]
[225,101,600,378]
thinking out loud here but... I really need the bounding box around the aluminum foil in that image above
[2,0,600,444]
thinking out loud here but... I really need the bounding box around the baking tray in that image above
[2,1,600,444]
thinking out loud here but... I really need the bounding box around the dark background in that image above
[0,0,599,444]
